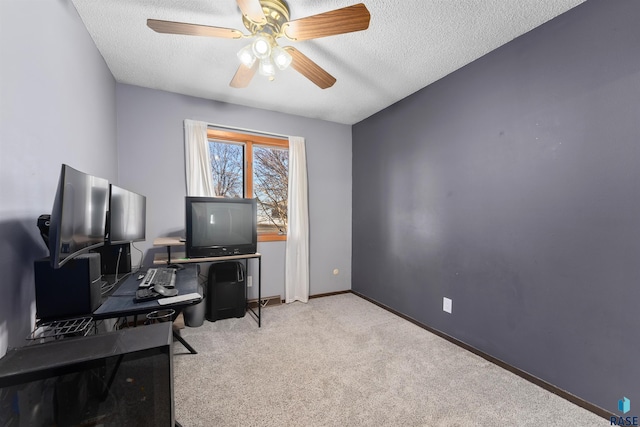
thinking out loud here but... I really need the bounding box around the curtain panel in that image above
[285,136,310,303]
[184,119,215,197]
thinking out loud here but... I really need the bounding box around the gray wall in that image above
[352,0,640,414]
[115,84,352,301]
[0,0,117,356]
[0,0,350,358]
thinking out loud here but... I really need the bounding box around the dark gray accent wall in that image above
[352,0,640,413]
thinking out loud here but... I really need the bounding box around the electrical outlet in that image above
[443,297,452,314]
[247,275,253,287]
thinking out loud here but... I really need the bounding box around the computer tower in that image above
[94,242,132,275]
[33,253,102,321]
[206,261,246,322]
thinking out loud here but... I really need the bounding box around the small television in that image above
[48,164,109,269]
[106,184,146,244]
[185,196,257,258]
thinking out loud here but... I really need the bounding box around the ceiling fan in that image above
[147,0,371,89]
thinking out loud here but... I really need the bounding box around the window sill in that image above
[258,234,287,242]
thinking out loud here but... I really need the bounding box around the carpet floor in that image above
[173,293,604,426]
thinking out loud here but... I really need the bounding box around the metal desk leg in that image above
[245,255,262,327]
[258,255,261,327]
[170,310,197,354]
[173,330,197,354]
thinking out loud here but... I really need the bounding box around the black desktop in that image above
[95,242,133,275]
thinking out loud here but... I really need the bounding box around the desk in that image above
[94,264,201,354]
[153,237,262,327]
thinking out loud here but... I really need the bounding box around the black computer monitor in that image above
[107,184,146,244]
[48,164,109,269]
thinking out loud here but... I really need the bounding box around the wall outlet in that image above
[443,297,452,314]
[247,275,253,287]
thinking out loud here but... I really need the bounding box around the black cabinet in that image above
[206,261,246,321]
[0,323,175,426]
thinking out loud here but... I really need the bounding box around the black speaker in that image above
[37,214,51,247]
[206,261,246,322]
[34,253,102,321]
[94,243,132,275]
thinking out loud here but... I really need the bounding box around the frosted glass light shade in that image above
[252,36,271,59]
[237,44,256,67]
[258,57,276,78]
[271,46,292,70]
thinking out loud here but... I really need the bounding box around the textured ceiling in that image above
[71,0,586,125]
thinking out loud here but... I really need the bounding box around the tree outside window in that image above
[207,130,288,241]
[253,145,288,235]
[209,140,243,198]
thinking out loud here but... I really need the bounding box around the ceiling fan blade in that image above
[284,47,336,89]
[281,3,370,41]
[230,63,258,88]
[147,19,244,39]
[236,0,267,24]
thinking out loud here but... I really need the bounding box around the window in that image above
[207,129,288,241]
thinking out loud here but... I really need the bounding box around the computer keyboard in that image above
[140,268,176,288]
[157,293,202,305]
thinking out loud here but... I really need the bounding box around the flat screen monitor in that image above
[107,184,146,244]
[48,164,109,269]
[185,196,257,258]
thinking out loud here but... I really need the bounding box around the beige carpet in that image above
[173,293,603,426]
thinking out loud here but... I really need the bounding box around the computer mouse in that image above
[153,284,178,297]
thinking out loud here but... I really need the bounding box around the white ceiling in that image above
[71,0,585,125]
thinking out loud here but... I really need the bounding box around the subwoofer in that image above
[34,253,102,321]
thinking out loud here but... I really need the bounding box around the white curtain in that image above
[184,119,215,196]
[285,136,310,303]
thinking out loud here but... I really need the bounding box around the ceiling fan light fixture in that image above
[148,0,372,90]
[252,36,272,59]
[271,45,292,70]
[237,44,256,68]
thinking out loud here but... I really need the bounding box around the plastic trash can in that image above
[183,284,206,327]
